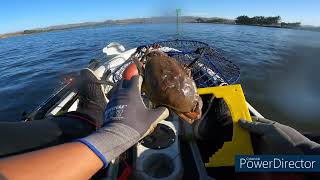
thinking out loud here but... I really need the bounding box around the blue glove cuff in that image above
[76,139,108,168]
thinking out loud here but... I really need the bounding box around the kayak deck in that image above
[23,40,320,179]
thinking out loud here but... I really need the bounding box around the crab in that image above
[134,48,203,124]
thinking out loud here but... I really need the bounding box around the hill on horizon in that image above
[1,16,319,39]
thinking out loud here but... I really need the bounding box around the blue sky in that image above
[1,0,319,34]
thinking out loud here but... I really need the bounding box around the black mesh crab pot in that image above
[112,39,240,88]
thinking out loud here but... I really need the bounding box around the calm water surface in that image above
[0,24,319,132]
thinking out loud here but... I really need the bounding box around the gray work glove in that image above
[78,76,169,167]
[238,117,320,155]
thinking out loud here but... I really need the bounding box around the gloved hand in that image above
[238,117,320,155]
[78,76,169,167]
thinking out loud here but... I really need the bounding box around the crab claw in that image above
[177,111,201,124]
[178,96,203,123]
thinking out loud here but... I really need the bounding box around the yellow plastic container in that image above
[197,84,254,167]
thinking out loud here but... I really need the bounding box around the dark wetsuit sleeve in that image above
[310,144,320,154]
[297,140,320,155]
[0,112,94,157]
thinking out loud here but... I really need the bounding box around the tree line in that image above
[235,15,281,25]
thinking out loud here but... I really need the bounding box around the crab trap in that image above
[112,39,240,88]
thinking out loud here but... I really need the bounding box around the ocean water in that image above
[0,23,319,132]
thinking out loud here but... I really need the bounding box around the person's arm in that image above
[0,76,168,179]
[0,142,102,180]
[239,117,320,154]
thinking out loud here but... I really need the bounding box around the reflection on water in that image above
[0,23,319,132]
[243,45,320,132]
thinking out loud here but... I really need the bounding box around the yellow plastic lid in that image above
[197,84,254,167]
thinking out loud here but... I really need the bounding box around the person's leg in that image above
[0,68,108,157]
[192,98,234,159]
[193,98,233,142]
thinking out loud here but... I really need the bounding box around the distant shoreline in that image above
[1,16,319,39]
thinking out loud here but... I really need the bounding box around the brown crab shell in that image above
[142,50,202,123]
